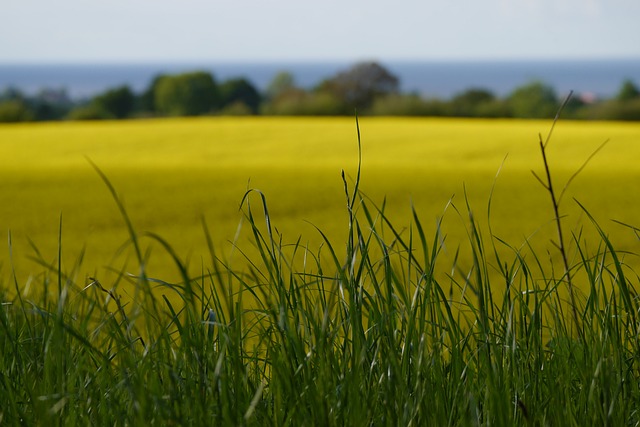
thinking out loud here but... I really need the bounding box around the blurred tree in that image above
[508,81,558,118]
[559,94,588,119]
[219,78,262,113]
[616,79,640,102]
[154,71,219,116]
[266,71,296,99]
[611,100,640,120]
[139,74,166,113]
[26,88,73,121]
[0,87,26,101]
[589,98,640,121]
[316,61,399,110]
[450,88,496,117]
[92,85,135,119]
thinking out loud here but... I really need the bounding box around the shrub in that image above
[586,99,640,121]
[0,99,34,122]
[262,90,347,115]
[66,103,115,120]
[220,101,254,116]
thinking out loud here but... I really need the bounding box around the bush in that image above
[369,94,431,116]
[66,104,115,121]
[0,99,34,122]
[262,90,347,115]
[220,101,254,116]
[591,99,640,121]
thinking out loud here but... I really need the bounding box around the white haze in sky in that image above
[1,0,639,62]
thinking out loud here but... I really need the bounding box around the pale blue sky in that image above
[2,0,639,63]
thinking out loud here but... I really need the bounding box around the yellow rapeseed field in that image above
[1,117,639,293]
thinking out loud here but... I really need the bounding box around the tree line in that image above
[1,61,639,122]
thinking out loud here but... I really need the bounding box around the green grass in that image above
[1,116,640,425]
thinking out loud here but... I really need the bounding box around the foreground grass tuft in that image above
[1,117,640,426]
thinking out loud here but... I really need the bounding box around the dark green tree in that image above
[508,81,558,118]
[219,78,262,113]
[92,85,135,119]
[616,79,640,102]
[317,61,399,110]
[450,88,496,117]
[139,74,166,113]
[154,71,219,116]
[31,88,73,121]
[0,87,26,102]
[0,87,72,121]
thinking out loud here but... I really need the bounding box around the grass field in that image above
[2,116,640,424]
[0,117,639,290]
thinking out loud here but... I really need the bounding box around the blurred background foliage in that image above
[1,61,639,122]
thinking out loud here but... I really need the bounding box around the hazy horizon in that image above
[2,56,640,66]
[3,59,637,101]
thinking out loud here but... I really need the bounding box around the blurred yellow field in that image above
[1,117,639,291]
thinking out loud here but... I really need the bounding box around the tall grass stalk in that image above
[531,91,609,336]
[1,116,639,425]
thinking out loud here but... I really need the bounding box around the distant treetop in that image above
[317,61,400,110]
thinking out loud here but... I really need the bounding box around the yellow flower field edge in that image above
[1,116,639,291]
